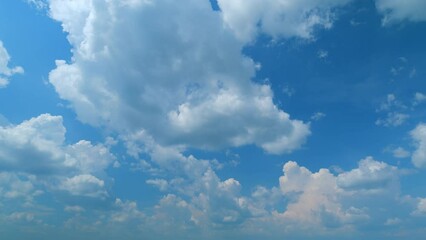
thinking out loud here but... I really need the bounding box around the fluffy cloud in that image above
[337,157,399,191]
[261,156,406,232]
[278,161,366,228]
[0,114,115,197]
[59,174,107,198]
[0,40,24,88]
[411,123,426,168]
[125,133,250,227]
[217,0,352,42]
[375,0,426,25]
[48,0,310,155]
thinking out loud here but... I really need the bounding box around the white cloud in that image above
[26,0,47,9]
[123,133,250,227]
[411,123,426,168]
[414,92,426,106]
[48,0,310,155]
[64,205,85,213]
[412,198,426,216]
[336,156,399,191]
[0,172,41,202]
[277,161,368,227]
[391,147,411,158]
[146,179,168,192]
[376,94,409,127]
[59,174,106,198]
[0,114,115,197]
[317,50,329,59]
[217,0,352,42]
[0,41,24,88]
[111,198,144,223]
[375,0,426,25]
[252,156,408,233]
[311,112,326,121]
[375,112,409,127]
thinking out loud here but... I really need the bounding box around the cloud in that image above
[376,94,409,127]
[0,114,115,197]
[412,198,426,216]
[311,112,326,121]
[217,0,352,42]
[414,92,426,106]
[277,160,369,228]
[375,112,409,127]
[411,123,426,168]
[391,147,411,158]
[59,174,107,198]
[124,133,251,227]
[375,0,426,25]
[317,50,329,59]
[0,41,24,88]
[336,156,399,191]
[48,0,310,155]
[26,0,47,9]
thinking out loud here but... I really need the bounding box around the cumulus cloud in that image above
[411,123,426,168]
[47,0,310,155]
[124,133,250,227]
[217,0,352,42]
[375,0,426,25]
[278,161,366,227]
[59,174,107,198]
[0,114,115,197]
[263,156,407,231]
[336,157,399,191]
[0,41,24,88]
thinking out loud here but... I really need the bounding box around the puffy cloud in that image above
[0,172,41,202]
[48,0,310,155]
[411,123,426,168]
[278,161,364,227]
[271,157,404,230]
[59,174,107,198]
[0,41,24,88]
[111,198,144,223]
[337,157,399,191]
[0,114,115,197]
[375,0,426,25]
[217,0,352,42]
[0,114,67,174]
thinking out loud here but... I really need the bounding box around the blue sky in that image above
[1,0,426,239]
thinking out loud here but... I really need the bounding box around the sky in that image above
[1,0,426,239]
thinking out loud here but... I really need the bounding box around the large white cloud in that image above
[217,0,352,42]
[0,40,24,88]
[48,0,310,155]
[375,0,426,25]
